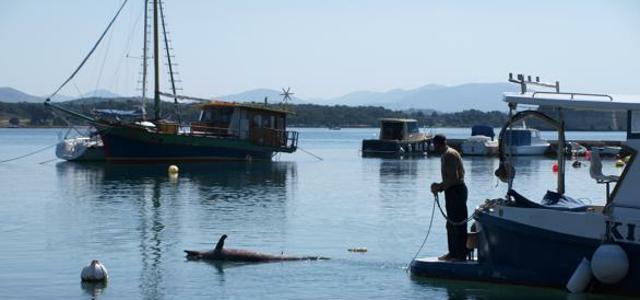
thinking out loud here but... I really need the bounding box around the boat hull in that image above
[56,137,105,161]
[411,209,640,295]
[361,139,428,157]
[508,144,549,156]
[99,126,276,161]
[461,143,498,156]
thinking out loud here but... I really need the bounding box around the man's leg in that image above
[445,185,468,260]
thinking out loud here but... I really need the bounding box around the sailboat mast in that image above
[158,0,181,125]
[141,0,149,119]
[153,0,161,120]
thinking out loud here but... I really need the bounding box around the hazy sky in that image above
[1,0,639,99]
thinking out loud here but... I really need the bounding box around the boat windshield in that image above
[381,122,404,140]
[200,107,234,127]
[630,110,640,136]
[504,129,531,146]
[407,122,419,134]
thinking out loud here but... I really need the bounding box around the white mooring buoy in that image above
[81,260,109,282]
[566,257,592,293]
[168,165,179,175]
[591,244,629,284]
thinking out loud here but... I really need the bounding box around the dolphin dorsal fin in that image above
[214,234,227,253]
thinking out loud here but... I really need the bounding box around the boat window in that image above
[504,129,531,146]
[277,116,284,130]
[381,122,404,140]
[200,107,234,124]
[630,110,640,135]
[407,122,419,134]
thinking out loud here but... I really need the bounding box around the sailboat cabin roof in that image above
[504,92,640,111]
[200,101,292,115]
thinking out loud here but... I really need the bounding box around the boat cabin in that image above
[379,118,422,141]
[190,102,296,151]
[362,118,430,156]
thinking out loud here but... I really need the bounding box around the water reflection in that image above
[411,276,616,300]
[54,161,297,300]
[138,175,165,300]
[80,281,107,299]
[378,159,420,178]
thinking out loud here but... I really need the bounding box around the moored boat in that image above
[460,125,498,156]
[44,0,298,161]
[362,118,431,157]
[503,126,550,156]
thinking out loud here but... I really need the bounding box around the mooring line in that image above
[298,147,324,161]
[406,194,438,271]
[38,158,60,165]
[0,143,57,164]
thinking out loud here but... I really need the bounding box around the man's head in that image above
[432,134,448,154]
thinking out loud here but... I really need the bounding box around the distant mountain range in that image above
[0,87,44,103]
[0,87,122,103]
[309,83,518,111]
[214,88,306,104]
[1,82,518,112]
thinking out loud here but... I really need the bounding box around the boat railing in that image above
[189,123,236,137]
[532,91,614,101]
[187,123,298,151]
[282,130,299,152]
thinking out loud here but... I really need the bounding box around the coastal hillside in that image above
[0,97,625,130]
[313,83,519,112]
[0,87,43,103]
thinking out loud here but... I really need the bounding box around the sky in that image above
[1,0,639,100]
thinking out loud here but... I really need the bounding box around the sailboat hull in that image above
[99,126,275,161]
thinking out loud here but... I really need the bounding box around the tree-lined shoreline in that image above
[0,98,624,131]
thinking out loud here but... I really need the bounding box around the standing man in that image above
[430,134,468,261]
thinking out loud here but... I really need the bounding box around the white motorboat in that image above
[503,126,550,156]
[461,125,498,156]
[56,131,104,161]
[411,74,640,296]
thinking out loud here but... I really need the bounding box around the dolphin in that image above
[184,234,329,262]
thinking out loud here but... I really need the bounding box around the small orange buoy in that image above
[552,163,559,172]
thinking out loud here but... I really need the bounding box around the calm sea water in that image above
[0,128,630,300]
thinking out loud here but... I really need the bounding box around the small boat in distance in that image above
[503,125,550,156]
[56,135,104,161]
[362,118,431,157]
[461,125,498,156]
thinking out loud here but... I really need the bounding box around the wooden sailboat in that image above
[45,0,298,161]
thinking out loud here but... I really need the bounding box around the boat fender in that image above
[566,257,591,293]
[591,244,629,284]
[168,165,179,175]
[81,260,109,282]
